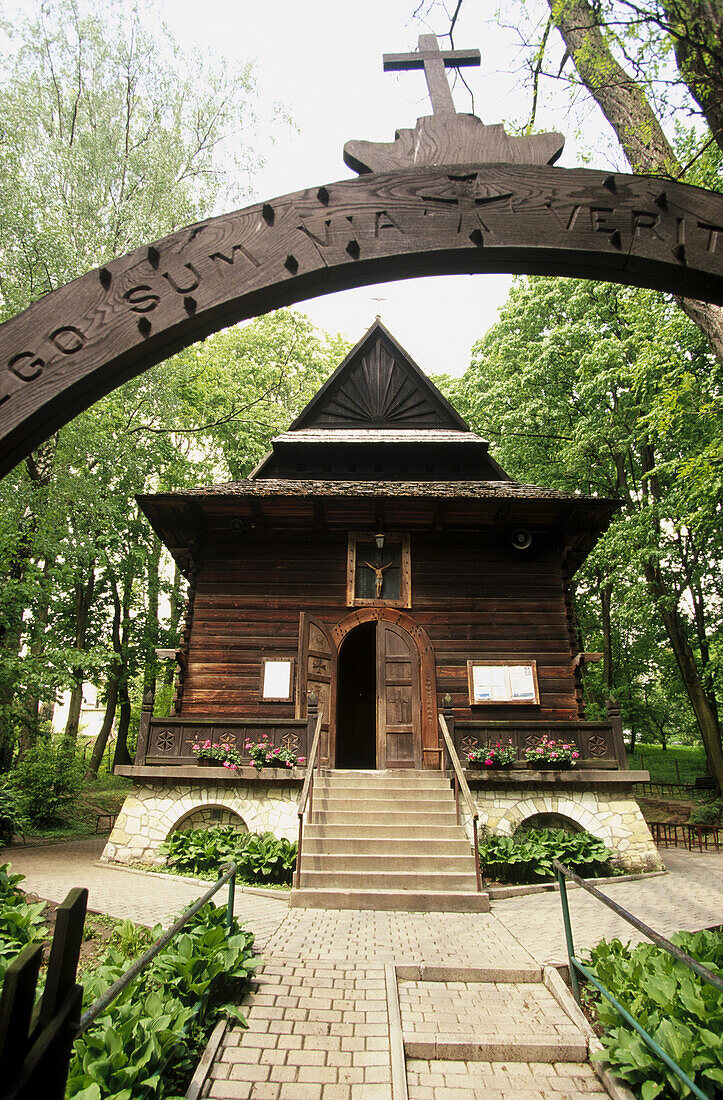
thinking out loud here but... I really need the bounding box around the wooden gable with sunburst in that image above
[292,319,467,430]
[251,319,508,481]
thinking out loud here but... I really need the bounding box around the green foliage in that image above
[68,901,256,1099]
[161,826,297,885]
[478,828,615,884]
[0,782,27,841]
[628,744,708,784]
[689,798,723,827]
[161,826,249,876]
[236,833,297,886]
[0,864,47,981]
[10,740,83,826]
[583,931,723,1099]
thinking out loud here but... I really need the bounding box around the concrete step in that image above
[299,853,476,872]
[289,888,490,912]
[302,836,472,856]
[298,869,479,891]
[310,800,457,818]
[402,1035,588,1063]
[309,809,459,826]
[303,823,467,841]
[319,769,448,782]
[312,783,453,799]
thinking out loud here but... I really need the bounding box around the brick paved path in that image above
[6,837,288,948]
[493,848,723,966]
[7,839,722,1098]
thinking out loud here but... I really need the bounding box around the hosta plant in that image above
[583,930,723,1100]
[236,832,297,885]
[477,828,614,884]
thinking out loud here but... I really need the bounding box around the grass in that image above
[627,743,708,784]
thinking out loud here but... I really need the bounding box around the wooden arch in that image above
[331,608,439,768]
[2,162,723,477]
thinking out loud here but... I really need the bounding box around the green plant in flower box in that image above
[244,735,306,771]
[191,740,244,771]
[524,735,580,767]
[466,740,517,767]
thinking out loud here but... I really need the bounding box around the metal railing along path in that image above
[554,857,723,1100]
[438,713,483,892]
[294,703,324,891]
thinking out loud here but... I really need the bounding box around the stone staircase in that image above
[290,769,490,911]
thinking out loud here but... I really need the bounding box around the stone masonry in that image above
[473,785,663,872]
[102,781,299,865]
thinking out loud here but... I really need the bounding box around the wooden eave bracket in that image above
[571,652,603,670]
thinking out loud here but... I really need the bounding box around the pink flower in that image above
[572,751,579,759]
[298,757,306,764]
[192,743,200,751]
[203,740,211,749]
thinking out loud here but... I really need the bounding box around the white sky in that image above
[6,0,617,377]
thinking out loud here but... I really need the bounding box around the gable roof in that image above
[289,319,469,431]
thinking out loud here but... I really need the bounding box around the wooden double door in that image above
[298,614,422,769]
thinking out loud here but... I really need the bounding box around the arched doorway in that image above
[335,618,422,769]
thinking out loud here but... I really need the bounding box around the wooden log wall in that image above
[180,524,578,722]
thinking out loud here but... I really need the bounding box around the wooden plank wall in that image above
[181,526,578,721]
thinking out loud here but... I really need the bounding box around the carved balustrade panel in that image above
[453,722,615,767]
[144,718,308,765]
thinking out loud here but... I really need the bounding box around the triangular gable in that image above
[290,320,470,431]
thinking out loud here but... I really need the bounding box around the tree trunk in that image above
[64,564,96,740]
[18,556,54,756]
[111,567,134,768]
[599,577,614,692]
[143,537,161,699]
[661,0,723,157]
[643,560,723,788]
[548,0,723,367]
[87,574,123,778]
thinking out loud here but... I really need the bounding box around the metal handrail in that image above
[554,858,722,1100]
[78,861,238,1035]
[438,714,482,892]
[295,708,324,890]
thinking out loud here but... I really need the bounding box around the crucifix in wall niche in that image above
[363,556,394,599]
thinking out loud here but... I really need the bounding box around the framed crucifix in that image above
[347,533,411,608]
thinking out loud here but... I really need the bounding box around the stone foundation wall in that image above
[102,781,299,865]
[473,786,663,873]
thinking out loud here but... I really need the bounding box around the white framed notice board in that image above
[467,660,540,706]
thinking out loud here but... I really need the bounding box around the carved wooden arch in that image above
[2,163,723,477]
[332,607,439,768]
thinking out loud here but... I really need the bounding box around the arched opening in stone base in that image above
[514,813,584,836]
[170,804,248,834]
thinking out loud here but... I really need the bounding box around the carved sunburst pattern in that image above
[313,342,442,426]
[524,735,543,752]
[155,730,175,753]
[281,733,300,752]
[587,734,608,757]
[461,736,479,754]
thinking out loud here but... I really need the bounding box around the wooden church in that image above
[104,320,660,900]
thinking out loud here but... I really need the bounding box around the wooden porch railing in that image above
[294,697,324,890]
[438,713,483,893]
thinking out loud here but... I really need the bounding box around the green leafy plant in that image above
[689,797,723,827]
[68,901,256,1100]
[236,832,297,885]
[191,740,244,771]
[478,828,614,884]
[582,931,723,1099]
[244,735,305,771]
[0,864,48,981]
[161,826,249,877]
[524,736,580,767]
[0,783,27,843]
[466,740,517,767]
[10,740,83,826]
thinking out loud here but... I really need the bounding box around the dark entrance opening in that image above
[336,621,376,768]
